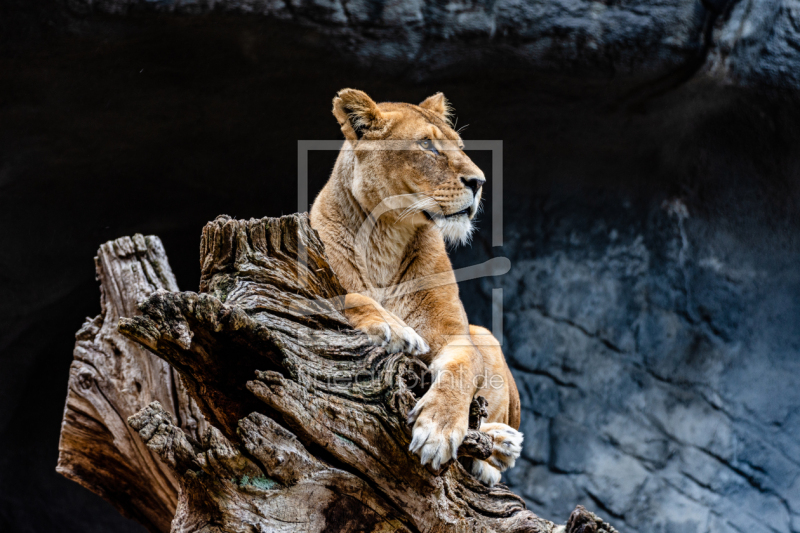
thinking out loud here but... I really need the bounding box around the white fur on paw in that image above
[391,325,429,355]
[364,322,392,348]
[408,399,467,470]
[409,421,465,470]
[483,424,523,471]
[471,459,502,486]
[363,322,429,355]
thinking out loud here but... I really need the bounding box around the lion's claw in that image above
[469,423,523,486]
[363,321,429,355]
[408,391,468,471]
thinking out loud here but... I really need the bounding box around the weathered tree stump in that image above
[59,214,618,533]
[57,235,207,532]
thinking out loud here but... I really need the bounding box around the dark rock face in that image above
[451,90,800,530]
[55,0,800,91]
[73,0,707,81]
[488,194,800,532]
[707,0,800,90]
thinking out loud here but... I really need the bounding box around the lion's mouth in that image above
[446,207,471,218]
[423,205,473,221]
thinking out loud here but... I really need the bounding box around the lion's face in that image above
[333,89,485,245]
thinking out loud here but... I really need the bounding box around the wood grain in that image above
[57,234,207,533]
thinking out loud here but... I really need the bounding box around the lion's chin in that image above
[433,215,474,246]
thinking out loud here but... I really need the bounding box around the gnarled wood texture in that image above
[56,235,207,533]
[60,214,618,533]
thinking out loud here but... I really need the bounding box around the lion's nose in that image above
[461,175,486,195]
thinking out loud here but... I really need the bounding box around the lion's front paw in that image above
[481,422,524,472]
[407,392,469,470]
[470,460,502,486]
[361,321,429,356]
[467,424,523,486]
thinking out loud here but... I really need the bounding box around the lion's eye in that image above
[418,139,439,155]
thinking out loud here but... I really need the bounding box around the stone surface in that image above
[457,190,800,532]
[52,0,800,91]
[706,0,800,90]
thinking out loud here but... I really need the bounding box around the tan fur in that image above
[310,89,522,484]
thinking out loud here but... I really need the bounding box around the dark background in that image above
[2,1,800,532]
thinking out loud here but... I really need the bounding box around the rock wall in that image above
[52,0,800,91]
[452,89,800,532]
[482,193,800,532]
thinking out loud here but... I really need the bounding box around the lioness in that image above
[310,89,522,485]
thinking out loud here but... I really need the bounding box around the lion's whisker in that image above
[397,197,438,223]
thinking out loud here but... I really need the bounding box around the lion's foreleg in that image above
[342,293,429,355]
[408,340,483,470]
[469,324,520,428]
[465,325,525,485]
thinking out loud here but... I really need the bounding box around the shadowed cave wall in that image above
[1,1,799,532]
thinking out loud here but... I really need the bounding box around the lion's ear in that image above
[419,92,453,122]
[332,89,385,141]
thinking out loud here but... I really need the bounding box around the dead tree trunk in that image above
[59,214,617,533]
[57,235,207,532]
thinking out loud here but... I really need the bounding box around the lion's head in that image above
[332,88,486,245]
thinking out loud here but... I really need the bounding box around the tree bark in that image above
[57,234,207,533]
[59,214,618,533]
